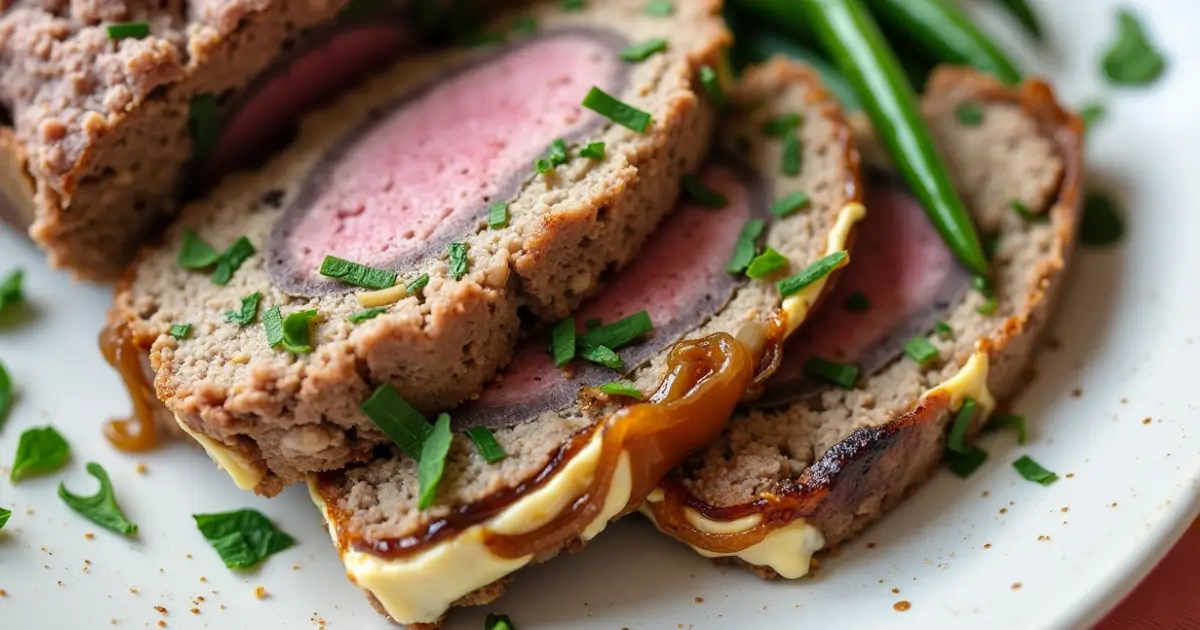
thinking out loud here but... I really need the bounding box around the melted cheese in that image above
[639,347,994,578]
[172,415,263,491]
[781,202,866,336]
[309,431,634,625]
[357,283,407,307]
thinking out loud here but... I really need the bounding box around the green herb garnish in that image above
[643,0,674,16]
[682,174,727,208]
[407,273,430,295]
[577,311,652,352]
[169,323,192,340]
[1102,10,1167,86]
[579,142,606,160]
[280,309,319,354]
[349,307,387,323]
[580,345,623,370]
[976,296,998,315]
[193,509,295,569]
[781,134,801,176]
[0,268,24,315]
[955,102,985,126]
[985,413,1027,445]
[947,445,988,478]
[844,291,870,312]
[727,219,765,274]
[546,138,570,168]
[803,356,858,389]
[551,317,576,367]
[903,337,940,367]
[211,237,256,286]
[510,16,538,34]
[178,231,221,269]
[223,292,261,326]
[466,426,506,464]
[0,507,9,530]
[1012,455,1058,485]
[361,384,431,459]
[58,462,138,536]
[417,414,452,510]
[770,191,810,218]
[777,251,847,297]
[262,306,284,348]
[1010,199,1047,222]
[448,242,469,280]
[534,158,553,174]
[189,95,219,157]
[746,247,788,279]
[486,613,518,630]
[699,65,725,109]
[1080,192,1125,246]
[488,202,509,229]
[598,380,643,400]
[582,87,652,133]
[319,256,397,290]
[11,426,69,483]
[935,320,954,340]
[561,0,585,9]
[106,22,150,40]
[620,38,668,62]
[1080,102,1106,131]
[762,113,801,136]
[0,361,11,430]
[946,397,978,454]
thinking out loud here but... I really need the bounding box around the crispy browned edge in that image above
[727,66,1084,579]
[319,54,864,628]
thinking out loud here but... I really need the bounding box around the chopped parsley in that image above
[193,509,295,568]
[643,0,674,16]
[935,320,954,340]
[11,425,70,483]
[582,87,652,133]
[169,323,193,340]
[262,306,284,348]
[1080,192,1125,246]
[762,113,801,136]
[947,446,988,478]
[985,413,1028,445]
[279,309,319,354]
[903,337,940,367]
[486,613,518,630]
[844,290,870,312]
[580,344,623,370]
[946,397,978,454]
[682,174,727,208]
[488,202,509,229]
[777,251,847,297]
[543,138,570,170]
[211,237,256,285]
[0,507,9,530]
[417,414,453,510]
[361,384,431,459]
[727,219,765,274]
[466,426,506,464]
[0,268,24,316]
[577,311,652,353]
[0,360,10,430]
[189,95,220,157]
[535,158,553,174]
[770,191,810,218]
[561,0,585,9]
[973,276,998,315]
[620,38,668,62]
[803,356,858,389]
[407,273,431,295]
[223,292,261,326]
[579,142,606,160]
[1080,102,1107,131]
[746,247,788,279]
[781,134,802,175]
[106,22,150,40]
[319,256,397,290]
[1010,199,1047,222]
[699,65,725,109]
[448,242,469,280]
[955,102,985,126]
[551,317,576,367]
[1102,10,1166,86]
[177,231,221,269]
[1012,455,1058,485]
[976,296,998,315]
[349,307,387,323]
[58,462,138,536]
[598,380,643,400]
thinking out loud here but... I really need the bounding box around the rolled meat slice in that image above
[643,66,1083,580]
[308,58,864,628]
[106,0,730,495]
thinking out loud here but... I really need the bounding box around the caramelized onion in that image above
[99,321,164,452]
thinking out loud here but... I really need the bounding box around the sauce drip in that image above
[99,321,165,452]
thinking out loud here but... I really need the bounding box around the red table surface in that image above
[1094,519,1200,629]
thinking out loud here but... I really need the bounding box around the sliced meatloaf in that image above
[0,0,486,279]
[107,0,731,495]
[309,58,864,629]
[643,66,1083,579]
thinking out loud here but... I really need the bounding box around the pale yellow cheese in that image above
[781,202,866,336]
[925,347,994,417]
[357,283,407,307]
[309,429,634,625]
[173,415,263,491]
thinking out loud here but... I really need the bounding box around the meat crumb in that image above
[185,554,192,559]
[1142,417,1152,425]
[254,585,267,599]
[1071,388,1082,397]
[0,589,6,596]
[1060,507,1070,513]
[694,597,704,603]
[1066,473,1075,478]
[110,619,116,625]
[136,463,148,474]
[157,622,166,628]
[891,588,899,594]
[982,491,990,497]
[1038,535,1051,541]
[84,532,95,540]
[190,608,200,615]
[129,587,138,594]
[983,544,992,549]
[1012,582,1022,590]
[293,563,302,571]
[1000,508,1007,514]
[154,606,168,615]
[893,601,911,612]
[199,577,207,582]
[220,605,226,611]
[57,581,63,587]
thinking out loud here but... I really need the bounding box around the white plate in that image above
[2,1,1198,628]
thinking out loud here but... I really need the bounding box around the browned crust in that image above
[678,66,1084,573]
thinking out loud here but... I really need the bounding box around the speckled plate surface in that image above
[2,1,1198,628]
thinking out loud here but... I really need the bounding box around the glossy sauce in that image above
[99,321,166,452]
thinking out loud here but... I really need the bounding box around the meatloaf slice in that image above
[309,58,864,629]
[643,66,1083,579]
[0,0,489,279]
[107,0,731,495]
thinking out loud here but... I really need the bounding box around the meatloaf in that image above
[643,66,1083,579]
[0,0,478,279]
[309,58,864,629]
[107,0,730,496]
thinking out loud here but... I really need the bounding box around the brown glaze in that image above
[646,68,1085,560]
[99,318,166,452]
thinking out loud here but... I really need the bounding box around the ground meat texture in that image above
[311,57,862,627]
[673,67,1082,562]
[110,0,731,495]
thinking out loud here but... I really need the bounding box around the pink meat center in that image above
[282,34,625,275]
[479,165,753,407]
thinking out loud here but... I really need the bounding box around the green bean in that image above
[993,0,1043,41]
[864,0,1022,85]
[797,0,990,276]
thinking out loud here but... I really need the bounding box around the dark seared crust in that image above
[674,67,1083,573]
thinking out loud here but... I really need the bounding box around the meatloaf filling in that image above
[308,58,863,628]
[643,67,1083,579]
